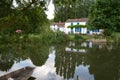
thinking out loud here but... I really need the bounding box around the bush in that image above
[104,29,112,36]
[75,34,83,40]
[54,31,67,43]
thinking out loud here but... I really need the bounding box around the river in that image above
[0,41,120,80]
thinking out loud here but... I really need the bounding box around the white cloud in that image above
[45,0,55,20]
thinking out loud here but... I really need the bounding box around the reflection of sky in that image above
[32,50,64,80]
[10,58,35,71]
[32,50,94,80]
[0,47,94,80]
[0,59,35,76]
[74,65,94,80]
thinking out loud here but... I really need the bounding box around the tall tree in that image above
[87,0,120,35]
[53,0,95,22]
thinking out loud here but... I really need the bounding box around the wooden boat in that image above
[0,66,35,80]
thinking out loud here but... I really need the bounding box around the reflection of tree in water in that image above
[87,43,120,80]
[29,44,49,66]
[55,45,86,79]
[55,42,120,80]
[0,41,49,71]
[0,54,14,71]
[0,43,24,71]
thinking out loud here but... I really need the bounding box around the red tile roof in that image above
[66,18,87,22]
[51,22,65,27]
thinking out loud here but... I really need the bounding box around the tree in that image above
[87,0,120,35]
[0,0,51,35]
[53,0,95,22]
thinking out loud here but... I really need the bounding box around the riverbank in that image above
[0,32,119,44]
[68,32,120,42]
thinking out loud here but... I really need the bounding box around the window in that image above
[71,22,73,26]
[77,22,79,25]
[75,28,79,32]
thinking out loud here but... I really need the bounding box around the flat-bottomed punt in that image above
[0,66,35,80]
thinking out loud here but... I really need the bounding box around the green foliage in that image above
[53,0,95,22]
[0,38,50,68]
[53,31,68,43]
[87,0,120,33]
[68,34,75,40]
[0,0,50,35]
[68,25,86,28]
[104,29,112,36]
[75,34,83,40]
[49,31,68,43]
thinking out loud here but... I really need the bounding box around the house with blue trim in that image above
[50,18,103,35]
[65,18,87,34]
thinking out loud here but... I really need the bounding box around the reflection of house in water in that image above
[65,41,113,53]
[66,41,93,53]
[54,42,116,80]
[55,44,90,80]
[69,42,76,46]
[81,41,93,48]
[65,47,86,53]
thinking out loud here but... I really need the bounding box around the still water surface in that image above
[0,41,120,80]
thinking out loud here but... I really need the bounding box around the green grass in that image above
[112,32,120,38]
[111,32,120,42]
[68,34,75,40]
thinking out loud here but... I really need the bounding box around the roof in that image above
[66,18,87,22]
[51,22,65,27]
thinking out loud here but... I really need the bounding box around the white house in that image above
[64,18,87,34]
[50,22,65,32]
[50,18,102,35]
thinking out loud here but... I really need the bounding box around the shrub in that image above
[104,29,112,36]
[75,34,83,40]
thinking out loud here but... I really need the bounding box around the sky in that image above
[45,0,55,20]
[13,0,55,20]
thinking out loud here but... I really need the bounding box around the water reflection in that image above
[0,41,49,76]
[32,50,63,80]
[87,43,120,80]
[54,44,93,80]
[0,41,120,80]
[74,65,94,80]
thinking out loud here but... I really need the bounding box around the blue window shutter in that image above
[80,28,81,32]
[87,30,90,34]
[98,29,99,32]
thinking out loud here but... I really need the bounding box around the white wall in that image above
[64,23,71,34]
[81,27,87,34]
[50,25,65,32]
[65,22,87,34]
[58,27,65,32]
[50,25,58,32]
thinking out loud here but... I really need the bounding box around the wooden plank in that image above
[0,66,35,80]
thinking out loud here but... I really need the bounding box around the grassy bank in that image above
[68,32,120,42]
[111,32,120,42]
[0,31,120,45]
[68,34,105,41]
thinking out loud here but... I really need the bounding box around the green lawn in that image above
[112,32,120,38]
